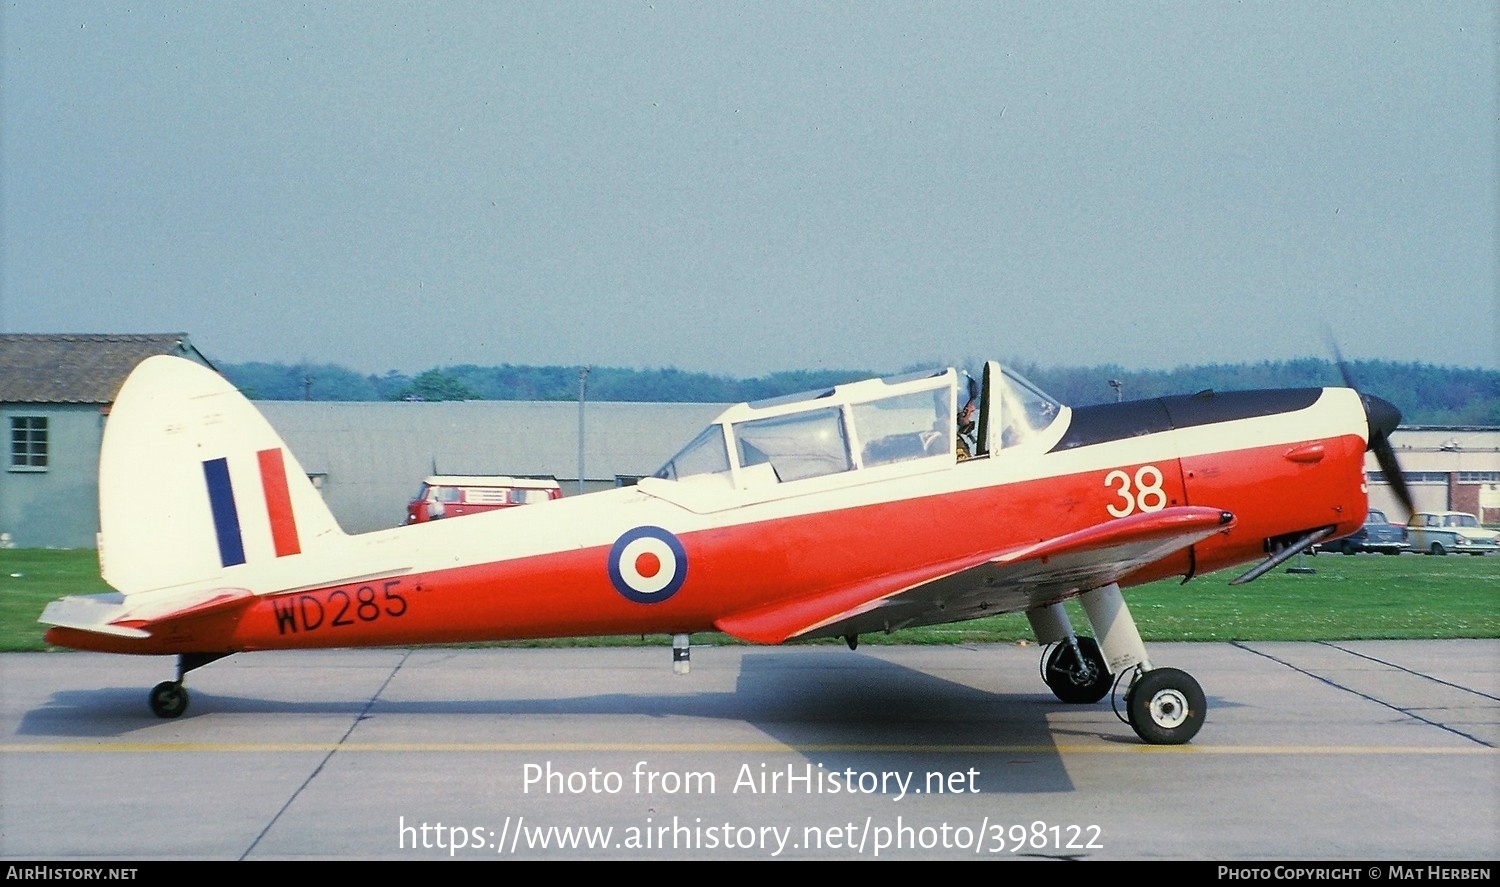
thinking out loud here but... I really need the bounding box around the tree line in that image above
[222,358,1500,426]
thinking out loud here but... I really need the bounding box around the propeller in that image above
[1331,346,1415,518]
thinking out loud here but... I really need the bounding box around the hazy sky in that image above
[3,2,1495,376]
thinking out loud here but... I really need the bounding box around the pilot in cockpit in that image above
[956,376,979,460]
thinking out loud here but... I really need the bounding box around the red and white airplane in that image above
[40,355,1409,744]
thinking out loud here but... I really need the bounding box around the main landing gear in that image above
[1123,667,1205,746]
[1028,583,1206,745]
[148,653,230,718]
[149,680,188,718]
[1041,636,1111,704]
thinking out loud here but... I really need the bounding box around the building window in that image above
[9,416,48,470]
[1368,471,1449,485]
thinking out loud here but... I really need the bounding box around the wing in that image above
[714,505,1234,644]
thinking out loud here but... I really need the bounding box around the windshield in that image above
[993,366,1062,448]
[1443,514,1479,528]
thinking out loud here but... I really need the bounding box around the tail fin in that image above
[99,356,345,594]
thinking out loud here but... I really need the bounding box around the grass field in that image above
[1,547,1495,653]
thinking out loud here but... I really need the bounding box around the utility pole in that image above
[577,366,590,496]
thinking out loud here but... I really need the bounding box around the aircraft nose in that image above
[1363,394,1401,450]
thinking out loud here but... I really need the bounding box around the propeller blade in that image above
[1330,340,1357,391]
[1329,343,1415,519]
[1373,431,1415,517]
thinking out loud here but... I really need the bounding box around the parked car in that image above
[1315,508,1409,555]
[1404,511,1500,556]
[407,475,562,524]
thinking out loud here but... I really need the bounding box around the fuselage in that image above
[45,384,1371,656]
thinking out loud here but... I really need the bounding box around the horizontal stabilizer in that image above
[38,594,147,639]
[40,587,254,640]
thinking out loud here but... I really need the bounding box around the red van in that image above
[406,475,563,524]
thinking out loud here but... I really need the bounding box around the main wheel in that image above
[1430,542,1447,556]
[149,681,189,719]
[1043,636,1112,704]
[1125,668,1205,745]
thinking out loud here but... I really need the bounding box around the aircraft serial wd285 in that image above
[41,356,1410,744]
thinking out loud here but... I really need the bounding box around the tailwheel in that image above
[1125,667,1205,745]
[1043,636,1112,704]
[149,681,189,719]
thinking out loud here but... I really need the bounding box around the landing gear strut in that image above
[1026,583,1208,745]
[147,653,230,718]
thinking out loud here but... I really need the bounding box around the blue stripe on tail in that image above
[202,457,246,567]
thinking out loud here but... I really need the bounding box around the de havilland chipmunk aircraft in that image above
[40,355,1411,744]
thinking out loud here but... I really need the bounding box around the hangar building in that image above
[0,334,216,548]
[256,399,727,533]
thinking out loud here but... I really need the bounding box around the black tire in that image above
[1126,668,1205,745]
[1430,542,1447,556]
[1043,637,1112,704]
[149,681,189,719]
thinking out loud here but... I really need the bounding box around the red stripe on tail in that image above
[257,448,302,557]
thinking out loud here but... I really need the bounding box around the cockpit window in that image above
[853,388,951,467]
[652,425,731,480]
[653,367,979,485]
[732,406,851,482]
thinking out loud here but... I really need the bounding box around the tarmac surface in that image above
[1,640,1496,861]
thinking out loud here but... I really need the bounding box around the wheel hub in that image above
[1148,688,1189,728]
[1065,662,1096,685]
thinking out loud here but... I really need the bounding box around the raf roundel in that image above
[608,526,688,604]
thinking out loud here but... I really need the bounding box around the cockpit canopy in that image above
[653,363,1062,486]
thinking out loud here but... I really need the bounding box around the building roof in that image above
[0,334,214,404]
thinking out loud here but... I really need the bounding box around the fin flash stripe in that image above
[257,448,301,558]
[203,457,246,568]
[203,450,303,568]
